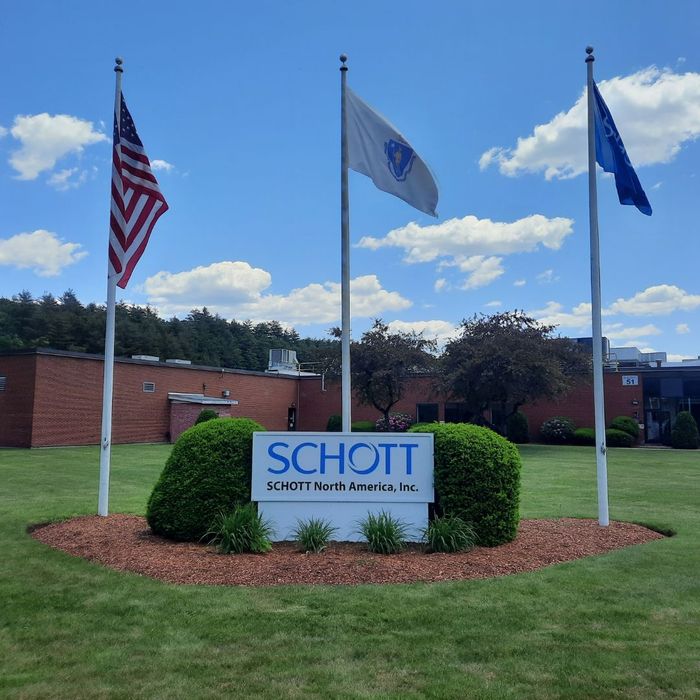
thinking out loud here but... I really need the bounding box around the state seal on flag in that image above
[384,139,415,181]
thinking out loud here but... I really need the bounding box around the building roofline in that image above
[0,347,299,379]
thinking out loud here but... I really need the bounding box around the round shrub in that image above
[506,411,529,443]
[671,411,699,449]
[573,427,596,446]
[194,408,219,425]
[409,423,521,546]
[609,415,639,440]
[351,420,375,432]
[540,416,575,444]
[605,428,634,448]
[146,417,264,541]
[326,414,342,432]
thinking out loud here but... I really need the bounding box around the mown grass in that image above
[0,443,698,699]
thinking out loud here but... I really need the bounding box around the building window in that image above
[416,403,439,423]
[143,381,156,393]
[444,402,470,423]
[0,375,6,391]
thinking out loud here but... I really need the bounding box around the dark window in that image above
[416,403,439,423]
[660,378,683,398]
[444,402,470,423]
[143,381,156,393]
[0,375,6,391]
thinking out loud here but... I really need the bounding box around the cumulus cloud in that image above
[8,113,107,180]
[387,319,459,345]
[0,230,87,276]
[481,67,700,179]
[151,159,174,172]
[47,167,88,191]
[536,269,559,284]
[358,214,573,263]
[485,300,502,308]
[0,125,7,138]
[143,261,411,324]
[529,301,595,333]
[608,285,700,315]
[676,323,690,334]
[603,323,662,344]
[451,255,504,289]
[514,279,526,287]
[434,278,448,292]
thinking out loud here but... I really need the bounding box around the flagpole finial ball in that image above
[586,46,594,55]
[115,57,123,65]
[340,54,347,64]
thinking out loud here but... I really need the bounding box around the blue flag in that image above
[592,81,651,216]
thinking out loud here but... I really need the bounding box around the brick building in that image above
[1,347,699,447]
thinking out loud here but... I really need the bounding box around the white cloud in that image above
[143,261,411,325]
[480,67,700,179]
[151,159,174,172]
[451,255,504,289]
[387,319,459,345]
[536,269,559,284]
[603,323,662,344]
[668,353,696,362]
[529,301,594,332]
[513,279,526,287]
[8,113,107,180]
[0,230,87,276]
[651,181,663,190]
[47,167,88,191]
[485,300,502,308]
[676,323,690,334]
[434,278,448,292]
[357,214,573,285]
[0,125,7,138]
[608,285,700,316]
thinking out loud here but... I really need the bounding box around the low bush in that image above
[194,408,219,425]
[671,411,700,449]
[423,515,477,553]
[204,503,273,554]
[506,411,529,443]
[573,427,596,446]
[605,428,634,448]
[146,417,264,541]
[375,412,413,432]
[351,420,375,432]
[358,511,410,554]
[409,423,521,546]
[609,415,640,440]
[540,416,576,444]
[326,414,342,432]
[292,517,337,553]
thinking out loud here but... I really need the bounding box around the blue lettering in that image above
[348,442,380,474]
[291,442,318,475]
[320,442,345,474]
[377,443,398,474]
[267,442,290,474]
[399,443,418,475]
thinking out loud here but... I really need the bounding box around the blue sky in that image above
[2,1,699,361]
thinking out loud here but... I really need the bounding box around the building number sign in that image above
[622,375,639,386]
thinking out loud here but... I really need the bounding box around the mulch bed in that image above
[30,515,664,587]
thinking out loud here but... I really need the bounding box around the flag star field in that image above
[1,1,699,360]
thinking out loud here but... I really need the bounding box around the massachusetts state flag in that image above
[109,93,168,288]
[592,81,651,216]
[346,87,438,217]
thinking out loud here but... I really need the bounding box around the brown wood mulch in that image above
[29,515,664,587]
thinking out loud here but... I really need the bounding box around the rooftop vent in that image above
[132,354,159,362]
[165,358,192,365]
[268,349,299,373]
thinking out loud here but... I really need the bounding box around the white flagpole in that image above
[98,57,123,517]
[340,54,352,432]
[585,46,610,526]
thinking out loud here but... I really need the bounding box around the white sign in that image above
[252,432,434,541]
[622,375,639,386]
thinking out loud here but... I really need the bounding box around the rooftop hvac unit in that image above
[268,349,299,371]
[132,354,159,362]
[165,358,192,365]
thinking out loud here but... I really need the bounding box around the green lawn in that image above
[0,443,698,699]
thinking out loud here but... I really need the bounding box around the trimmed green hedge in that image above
[609,415,639,440]
[671,411,699,449]
[573,427,596,446]
[409,423,521,546]
[146,417,264,541]
[194,408,219,425]
[506,411,529,443]
[351,420,375,432]
[606,428,634,448]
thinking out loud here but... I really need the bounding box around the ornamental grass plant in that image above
[358,511,410,554]
[204,503,273,554]
[424,515,477,553]
[292,518,337,553]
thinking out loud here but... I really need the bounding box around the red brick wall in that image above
[0,355,37,447]
[169,404,232,442]
[21,353,300,447]
[520,373,644,439]
[298,376,445,430]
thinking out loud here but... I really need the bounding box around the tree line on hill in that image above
[0,290,337,372]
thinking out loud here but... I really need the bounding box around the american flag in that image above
[109,93,168,288]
